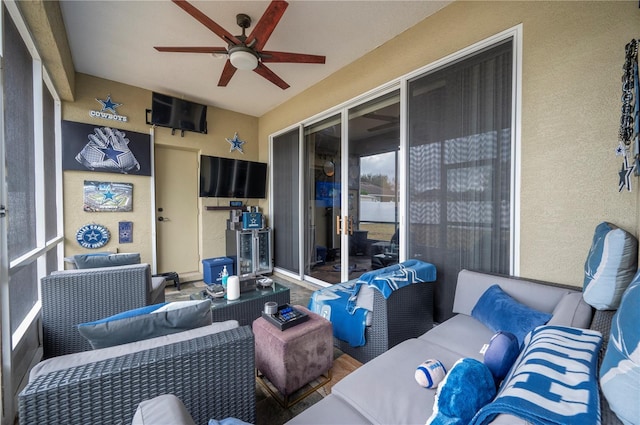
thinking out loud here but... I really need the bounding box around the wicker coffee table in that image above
[190,279,290,326]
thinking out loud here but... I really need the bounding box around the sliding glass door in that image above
[304,115,342,283]
[301,92,400,285]
[271,129,301,275]
[346,92,400,277]
[271,34,516,300]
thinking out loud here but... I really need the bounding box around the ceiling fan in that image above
[154,0,326,90]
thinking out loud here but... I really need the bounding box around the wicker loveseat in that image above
[41,263,166,358]
[19,322,256,425]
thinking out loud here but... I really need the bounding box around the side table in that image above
[253,305,333,408]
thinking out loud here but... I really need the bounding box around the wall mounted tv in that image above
[147,92,207,136]
[200,155,268,199]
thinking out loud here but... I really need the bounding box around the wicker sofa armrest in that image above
[19,325,256,425]
[42,263,162,358]
[335,281,434,363]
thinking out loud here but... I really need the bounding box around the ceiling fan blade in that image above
[218,60,238,87]
[154,46,228,54]
[254,62,289,90]
[260,50,325,64]
[246,0,288,52]
[172,0,242,45]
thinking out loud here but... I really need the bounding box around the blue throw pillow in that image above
[472,284,552,347]
[426,358,496,425]
[483,331,520,384]
[74,252,141,269]
[583,221,637,310]
[77,300,212,349]
[600,270,640,424]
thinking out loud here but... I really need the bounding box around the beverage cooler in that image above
[225,228,273,276]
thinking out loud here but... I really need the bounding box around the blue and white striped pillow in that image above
[583,222,637,310]
[600,270,640,425]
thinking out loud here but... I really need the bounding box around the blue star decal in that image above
[103,190,115,200]
[96,94,122,114]
[100,142,126,165]
[226,132,246,154]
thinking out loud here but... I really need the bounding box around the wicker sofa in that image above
[41,263,166,358]
[289,269,616,425]
[19,322,256,425]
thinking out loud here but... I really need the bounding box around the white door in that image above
[155,146,200,281]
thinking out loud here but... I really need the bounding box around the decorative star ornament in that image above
[226,132,246,154]
[96,94,122,114]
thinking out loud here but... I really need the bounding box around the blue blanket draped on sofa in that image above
[308,260,436,347]
[470,326,603,425]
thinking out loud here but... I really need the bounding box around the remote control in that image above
[275,306,304,323]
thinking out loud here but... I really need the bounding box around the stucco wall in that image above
[258,1,640,287]
[62,73,259,269]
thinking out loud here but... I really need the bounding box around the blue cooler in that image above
[242,212,263,229]
[202,257,234,285]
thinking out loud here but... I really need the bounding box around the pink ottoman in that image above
[252,305,333,407]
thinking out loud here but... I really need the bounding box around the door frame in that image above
[150,129,157,274]
[152,142,201,279]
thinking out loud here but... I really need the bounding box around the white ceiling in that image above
[59,0,451,117]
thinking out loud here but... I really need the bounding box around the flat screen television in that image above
[150,92,207,134]
[200,155,268,199]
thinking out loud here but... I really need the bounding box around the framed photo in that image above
[83,180,133,212]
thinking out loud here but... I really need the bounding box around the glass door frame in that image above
[302,85,403,286]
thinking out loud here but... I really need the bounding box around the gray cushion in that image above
[77,300,212,349]
[332,338,465,424]
[286,394,371,425]
[74,252,141,269]
[547,292,593,328]
[418,314,494,361]
[453,270,572,317]
[132,394,196,425]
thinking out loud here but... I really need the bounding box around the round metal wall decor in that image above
[76,224,110,249]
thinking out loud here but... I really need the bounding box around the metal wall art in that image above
[616,39,639,192]
[226,132,246,153]
[76,223,110,249]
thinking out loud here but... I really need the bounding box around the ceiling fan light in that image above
[230,49,258,70]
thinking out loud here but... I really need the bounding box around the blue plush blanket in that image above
[470,325,603,425]
[308,260,436,347]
